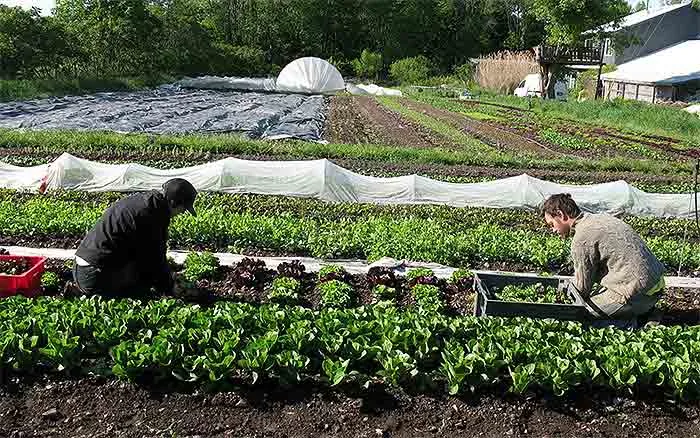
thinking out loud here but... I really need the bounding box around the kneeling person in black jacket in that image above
[72,178,197,298]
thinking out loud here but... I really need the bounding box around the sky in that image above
[1,0,54,15]
[0,0,652,18]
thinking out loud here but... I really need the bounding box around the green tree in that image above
[529,0,630,45]
[55,0,163,75]
[0,5,78,78]
[351,50,383,80]
[389,55,434,84]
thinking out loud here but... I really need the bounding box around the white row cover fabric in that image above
[0,162,49,190]
[5,246,700,289]
[177,76,277,92]
[346,83,403,97]
[684,104,700,116]
[276,57,346,95]
[1,153,697,219]
[601,40,700,85]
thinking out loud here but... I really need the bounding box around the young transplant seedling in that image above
[268,277,301,304]
[497,283,571,304]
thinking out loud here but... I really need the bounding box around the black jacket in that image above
[75,191,173,293]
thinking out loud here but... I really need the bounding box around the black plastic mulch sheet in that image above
[0,86,327,141]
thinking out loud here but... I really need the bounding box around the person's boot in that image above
[642,308,664,329]
[63,281,83,297]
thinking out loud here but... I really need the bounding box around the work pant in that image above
[73,261,151,299]
[583,277,664,320]
[584,290,660,319]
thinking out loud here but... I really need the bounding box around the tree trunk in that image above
[539,64,557,99]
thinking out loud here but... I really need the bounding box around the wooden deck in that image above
[535,45,603,65]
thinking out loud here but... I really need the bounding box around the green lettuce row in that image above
[1,197,699,270]
[1,296,699,398]
[3,190,696,242]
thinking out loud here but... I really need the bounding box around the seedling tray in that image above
[473,272,589,321]
[0,255,46,298]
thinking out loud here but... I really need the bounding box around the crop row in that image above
[379,97,693,176]
[0,152,694,194]
[2,295,699,398]
[0,125,694,177]
[3,190,698,242]
[407,92,699,151]
[174,255,472,312]
[2,193,699,273]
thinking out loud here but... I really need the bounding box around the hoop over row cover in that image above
[0,153,696,219]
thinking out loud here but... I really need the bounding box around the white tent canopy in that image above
[1,153,697,219]
[601,40,700,85]
[276,57,346,95]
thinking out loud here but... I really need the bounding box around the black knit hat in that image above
[162,178,197,216]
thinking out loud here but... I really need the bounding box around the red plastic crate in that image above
[0,255,46,298]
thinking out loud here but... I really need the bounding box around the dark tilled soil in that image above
[325,96,454,149]
[657,287,700,325]
[401,99,564,158]
[324,96,387,145]
[1,376,699,438]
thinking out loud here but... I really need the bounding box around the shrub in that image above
[453,62,476,83]
[351,50,383,80]
[571,65,616,101]
[183,251,220,282]
[389,56,433,85]
[209,44,268,77]
[329,56,352,77]
[268,276,300,303]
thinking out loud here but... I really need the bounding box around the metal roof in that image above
[601,39,700,84]
[591,1,691,33]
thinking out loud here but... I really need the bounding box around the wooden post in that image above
[594,40,605,100]
[635,84,639,100]
[652,85,656,103]
[540,64,550,99]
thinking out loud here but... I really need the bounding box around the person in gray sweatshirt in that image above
[541,194,665,319]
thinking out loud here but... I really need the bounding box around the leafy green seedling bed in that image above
[497,283,572,304]
[474,272,587,321]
